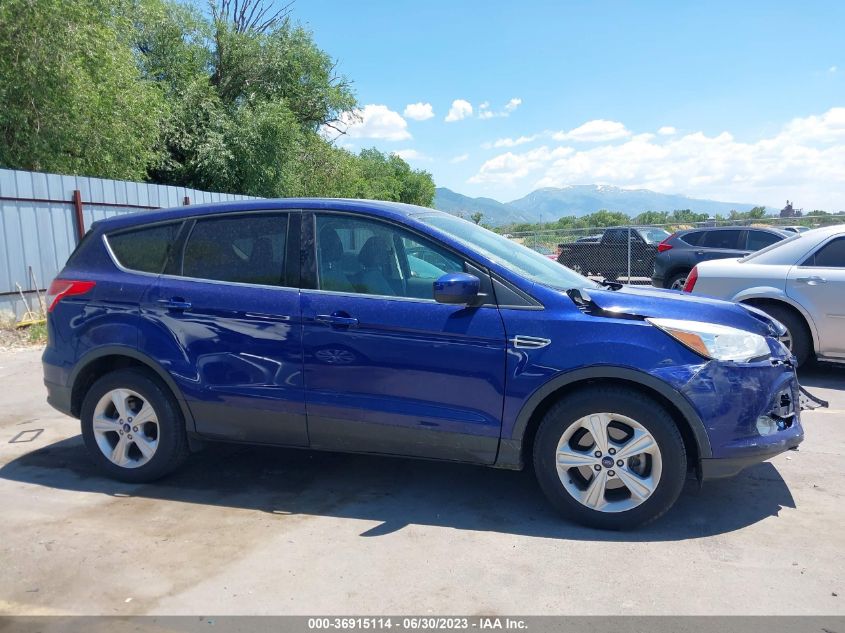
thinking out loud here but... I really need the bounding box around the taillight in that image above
[46,279,96,312]
[657,234,676,253]
[682,267,698,292]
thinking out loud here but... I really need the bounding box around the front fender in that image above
[494,364,712,470]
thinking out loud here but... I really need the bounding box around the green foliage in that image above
[0,0,167,179]
[28,322,48,344]
[470,212,483,225]
[0,0,436,206]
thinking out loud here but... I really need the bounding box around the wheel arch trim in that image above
[496,365,712,469]
[68,345,196,430]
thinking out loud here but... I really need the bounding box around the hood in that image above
[568,285,780,337]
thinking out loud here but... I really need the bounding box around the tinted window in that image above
[700,230,742,249]
[637,228,671,244]
[181,213,288,286]
[804,237,845,267]
[681,231,704,246]
[745,230,781,250]
[108,223,180,274]
[603,229,626,244]
[316,214,464,299]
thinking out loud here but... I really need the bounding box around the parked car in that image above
[530,244,559,260]
[781,225,810,234]
[575,234,603,243]
[44,199,806,530]
[652,226,791,290]
[684,225,845,366]
[558,226,671,279]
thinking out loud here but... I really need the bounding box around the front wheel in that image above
[533,387,687,530]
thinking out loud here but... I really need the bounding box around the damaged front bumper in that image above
[689,359,827,480]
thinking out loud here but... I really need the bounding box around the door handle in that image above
[316,313,359,327]
[796,276,827,285]
[157,298,192,310]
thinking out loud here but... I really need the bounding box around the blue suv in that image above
[43,199,804,529]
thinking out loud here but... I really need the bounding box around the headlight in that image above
[647,318,771,362]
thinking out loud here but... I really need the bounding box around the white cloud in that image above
[469,146,573,184]
[477,98,522,120]
[403,102,435,121]
[393,149,430,162]
[830,66,838,73]
[450,153,470,163]
[657,126,677,136]
[553,119,631,142]
[335,104,411,141]
[468,107,845,209]
[445,99,473,122]
[482,135,538,149]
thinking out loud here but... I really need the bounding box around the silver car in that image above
[684,224,845,366]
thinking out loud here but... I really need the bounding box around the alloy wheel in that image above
[555,412,662,513]
[92,388,160,469]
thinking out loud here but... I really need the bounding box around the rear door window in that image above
[700,230,742,249]
[108,223,181,274]
[180,213,289,286]
[681,231,704,246]
[803,237,845,267]
[745,230,782,251]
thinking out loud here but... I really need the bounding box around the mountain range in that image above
[434,185,760,226]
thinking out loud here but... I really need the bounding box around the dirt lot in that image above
[0,346,843,615]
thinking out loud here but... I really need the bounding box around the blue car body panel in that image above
[42,198,804,480]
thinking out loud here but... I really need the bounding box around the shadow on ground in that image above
[799,361,845,390]
[1,432,795,543]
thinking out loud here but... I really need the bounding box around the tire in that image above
[755,303,812,367]
[533,386,687,530]
[80,368,189,483]
[665,270,690,291]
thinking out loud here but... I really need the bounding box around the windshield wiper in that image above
[599,278,624,290]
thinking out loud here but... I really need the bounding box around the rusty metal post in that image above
[72,190,85,243]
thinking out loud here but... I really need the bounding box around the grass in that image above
[27,321,48,344]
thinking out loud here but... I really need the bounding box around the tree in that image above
[0,0,166,179]
[0,0,437,206]
[470,212,484,225]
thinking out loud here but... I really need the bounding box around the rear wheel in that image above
[665,270,690,291]
[80,368,189,482]
[533,387,687,530]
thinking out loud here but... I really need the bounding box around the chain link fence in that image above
[510,214,845,286]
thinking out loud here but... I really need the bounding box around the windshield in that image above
[740,231,802,262]
[637,228,671,244]
[419,214,598,290]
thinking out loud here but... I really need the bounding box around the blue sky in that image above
[294,0,845,209]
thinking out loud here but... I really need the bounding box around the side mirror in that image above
[433,272,480,305]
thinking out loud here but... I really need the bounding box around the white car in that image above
[684,224,845,366]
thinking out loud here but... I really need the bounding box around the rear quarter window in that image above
[107,223,181,274]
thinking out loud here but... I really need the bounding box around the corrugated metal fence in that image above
[0,168,256,317]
